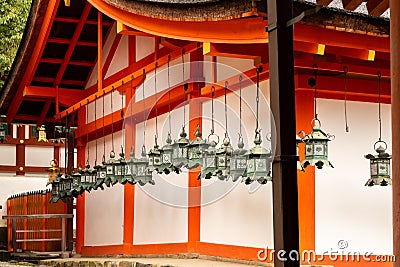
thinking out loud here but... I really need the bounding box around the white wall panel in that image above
[25,146,54,167]
[105,34,129,79]
[86,23,117,89]
[315,99,392,255]
[217,57,255,82]
[0,176,48,227]
[136,36,155,62]
[84,184,124,246]
[0,145,16,166]
[87,131,123,168]
[133,112,188,244]
[87,91,125,123]
[200,80,273,248]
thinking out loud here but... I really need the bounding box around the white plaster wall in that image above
[200,80,274,248]
[133,109,188,244]
[135,55,190,102]
[136,36,155,62]
[0,145,16,166]
[25,146,54,167]
[315,99,392,255]
[84,184,124,246]
[86,23,117,89]
[0,175,48,227]
[87,91,125,123]
[84,130,124,246]
[217,57,255,82]
[105,34,129,79]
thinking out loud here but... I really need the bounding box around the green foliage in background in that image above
[0,0,31,88]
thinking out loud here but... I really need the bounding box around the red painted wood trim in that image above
[295,88,316,252]
[98,11,103,92]
[6,0,60,123]
[16,126,25,176]
[75,108,86,253]
[53,3,91,86]
[128,36,136,66]
[80,243,188,256]
[48,37,97,46]
[37,99,52,126]
[123,79,136,247]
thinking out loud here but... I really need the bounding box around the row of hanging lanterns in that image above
[48,56,392,202]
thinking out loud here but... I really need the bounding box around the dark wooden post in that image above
[268,0,300,266]
[390,0,400,265]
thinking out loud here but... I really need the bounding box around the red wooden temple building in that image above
[0,0,399,266]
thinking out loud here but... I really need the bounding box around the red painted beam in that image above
[23,86,85,106]
[160,37,190,51]
[48,37,97,47]
[203,43,268,63]
[6,0,60,123]
[294,24,389,52]
[41,58,93,66]
[37,99,52,126]
[117,22,154,37]
[32,77,86,86]
[97,11,103,93]
[54,3,92,87]
[54,16,113,26]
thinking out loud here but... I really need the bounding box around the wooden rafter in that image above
[53,3,92,87]
[54,16,113,26]
[41,58,94,66]
[342,0,364,10]
[316,0,334,6]
[367,0,389,16]
[33,77,86,86]
[48,37,97,47]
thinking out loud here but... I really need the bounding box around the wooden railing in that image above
[2,214,73,253]
[5,190,68,252]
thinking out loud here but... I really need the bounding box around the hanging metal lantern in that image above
[187,127,209,169]
[0,121,8,143]
[148,141,162,173]
[160,133,179,174]
[296,134,305,171]
[135,145,155,186]
[115,148,127,184]
[46,160,60,185]
[365,141,392,186]
[104,151,117,187]
[37,125,48,142]
[215,135,233,180]
[50,174,61,203]
[80,164,96,192]
[93,161,106,190]
[172,126,189,168]
[301,119,334,169]
[229,135,247,182]
[198,135,218,179]
[59,174,73,200]
[124,147,137,185]
[242,130,272,185]
[71,169,83,197]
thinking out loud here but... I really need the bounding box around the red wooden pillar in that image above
[123,80,136,254]
[295,84,316,255]
[390,0,400,265]
[16,126,25,176]
[75,108,86,254]
[187,47,203,252]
